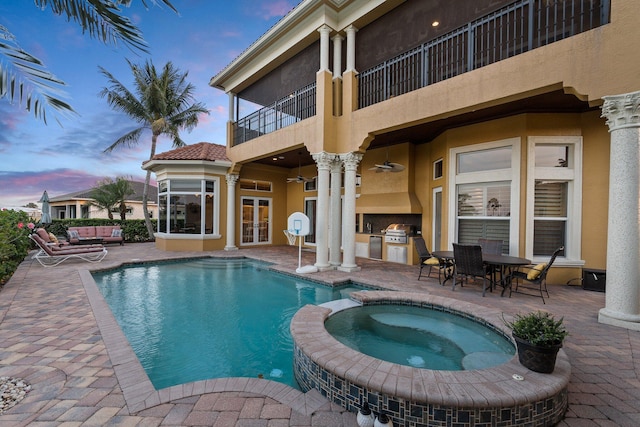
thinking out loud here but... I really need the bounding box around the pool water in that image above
[324,304,515,370]
[93,258,362,389]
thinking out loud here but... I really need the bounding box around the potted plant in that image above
[504,311,568,373]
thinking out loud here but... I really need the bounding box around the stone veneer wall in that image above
[291,291,570,427]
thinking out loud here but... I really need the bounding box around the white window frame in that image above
[433,158,443,180]
[156,177,221,239]
[448,138,521,254]
[303,196,317,246]
[526,136,583,265]
[432,187,443,251]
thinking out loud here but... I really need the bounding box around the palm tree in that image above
[99,60,209,239]
[90,179,119,220]
[90,177,134,220]
[0,0,177,123]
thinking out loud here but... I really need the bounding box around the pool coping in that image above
[291,290,571,426]
[79,265,332,416]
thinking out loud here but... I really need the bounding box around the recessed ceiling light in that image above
[432,21,439,27]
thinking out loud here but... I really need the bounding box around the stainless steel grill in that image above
[384,224,414,244]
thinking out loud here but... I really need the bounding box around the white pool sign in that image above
[286,212,317,274]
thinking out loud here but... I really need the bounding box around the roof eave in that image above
[142,159,233,171]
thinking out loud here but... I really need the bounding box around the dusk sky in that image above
[0,0,299,208]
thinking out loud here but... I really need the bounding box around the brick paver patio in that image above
[1,243,639,426]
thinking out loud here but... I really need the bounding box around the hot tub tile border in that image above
[291,291,570,427]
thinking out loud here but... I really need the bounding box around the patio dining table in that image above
[432,250,531,296]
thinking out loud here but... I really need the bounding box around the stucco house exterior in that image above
[49,180,158,220]
[146,0,640,330]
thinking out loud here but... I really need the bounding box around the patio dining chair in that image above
[452,243,489,296]
[477,238,502,255]
[478,238,503,284]
[506,246,564,304]
[413,236,448,283]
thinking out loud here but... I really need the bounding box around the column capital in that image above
[345,24,358,35]
[601,90,640,132]
[313,151,338,170]
[340,152,362,171]
[226,173,239,185]
[318,24,333,35]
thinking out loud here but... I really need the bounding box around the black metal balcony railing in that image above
[233,82,316,146]
[358,0,610,108]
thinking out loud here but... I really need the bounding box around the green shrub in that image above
[504,311,569,347]
[0,210,34,285]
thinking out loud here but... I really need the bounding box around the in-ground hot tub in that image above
[291,291,570,427]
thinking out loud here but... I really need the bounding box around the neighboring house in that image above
[49,180,158,220]
[147,1,640,329]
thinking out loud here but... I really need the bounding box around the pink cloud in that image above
[258,1,296,20]
[0,169,151,208]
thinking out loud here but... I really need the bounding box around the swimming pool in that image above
[92,258,363,389]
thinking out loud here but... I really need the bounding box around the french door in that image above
[241,197,271,245]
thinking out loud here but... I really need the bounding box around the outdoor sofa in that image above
[67,225,124,245]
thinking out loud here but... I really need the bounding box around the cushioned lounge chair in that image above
[30,234,107,267]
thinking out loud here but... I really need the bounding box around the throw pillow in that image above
[111,229,122,237]
[48,232,59,243]
[527,263,547,280]
[36,228,50,242]
[68,230,80,239]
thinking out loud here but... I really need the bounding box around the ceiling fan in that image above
[369,147,405,173]
[287,152,314,183]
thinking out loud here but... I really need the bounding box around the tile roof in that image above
[150,142,230,162]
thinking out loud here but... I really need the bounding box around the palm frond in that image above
[35,0,149,52]
[104,126,145,152]
[0,26,75,123]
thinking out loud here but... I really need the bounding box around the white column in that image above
[318,25,331,72]
[228,92,235,122]
[329,159,343,267]
[345,25,358,73]
[313,152,334,270]
[225,174,239,251]
[598,90,640,331]
[339,152,362,272]
[332,34,343,79]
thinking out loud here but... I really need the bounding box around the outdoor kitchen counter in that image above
[355,233,419,265]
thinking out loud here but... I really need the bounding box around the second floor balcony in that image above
[232,0,610,146]
[233,82,316,147]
